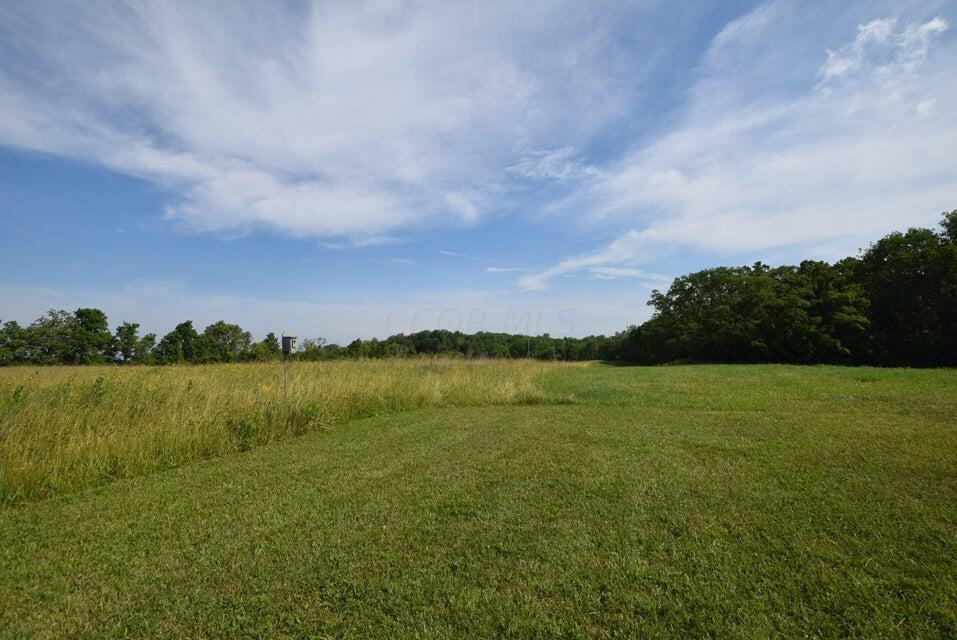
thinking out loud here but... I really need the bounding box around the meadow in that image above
[1,362,956,638]
[0,359,569,505]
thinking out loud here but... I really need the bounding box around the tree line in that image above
[294,331,619,362]
[1,211,954,367]
[0,310,617,365]
[0,315,283,365]
[619,211,957,367]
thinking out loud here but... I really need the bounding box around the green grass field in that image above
[1,363,956,638]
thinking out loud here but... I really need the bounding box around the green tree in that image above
[250,332,282,361]
[135,332,157,364]
[798,260,870,362]
[112,322,157,364]
[153,331,184,364]
[0,321,27,365]
[345,339,365,358]
[112,322,141,363]
[176,321,205,363]
[25,310,75,364]
[202,321,252,363]
[857,222,956,366]
[153,321,203,364]
[67,308,112,364]
[941,209,957,243]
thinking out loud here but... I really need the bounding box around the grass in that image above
[1,363,955,637]
[0,359,571,505]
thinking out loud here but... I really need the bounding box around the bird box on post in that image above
[282,335,297,356]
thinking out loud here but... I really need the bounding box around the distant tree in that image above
[941,209,957,243]
[112,322,157,364]
[66,308,112,364]
[798,259,870,362]
[250,332,282,361]
[153,330,184,364]
[0,321,25,365]
[856,221,956,366]
[135,332,157,364]
[23,310,75,364]
[345,339,365,358]
[297,337,328,361]
[154,321,196,364]
[492,343,510,358]
[263,332,281,356]
[176,321,205,363]
[112,322,141,363]
[202,321,252,363]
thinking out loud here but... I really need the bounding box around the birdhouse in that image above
[282,335,297,355]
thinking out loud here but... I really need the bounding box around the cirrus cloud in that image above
[0,0,649,244]
[520,8,956,289]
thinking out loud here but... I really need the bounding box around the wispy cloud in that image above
[507,146,596,182]
[439,250,485,261]
[0,1,650,244]
[589,266,669,282]
[521,7,956,289]
[485,266,525,273]
[822,16,948,79]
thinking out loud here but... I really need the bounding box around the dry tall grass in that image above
[0,359,578,505]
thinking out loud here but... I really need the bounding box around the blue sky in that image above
[1,0,955,343]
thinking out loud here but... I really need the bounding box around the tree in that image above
[24,310,75,364]
[857,223,956,366]
[250,332,282,361]
[941,209,957,243]
[65,308,112,364]
[798,259,870,362]
[153,321,203,364]
[136,332,157,364]
[112,322,141,363]
[345,339,365,358]
[202,321,252,363]
[632,263,857,364]
[112,322,157,364]
[153,330,185,364]
[0,320,26,365]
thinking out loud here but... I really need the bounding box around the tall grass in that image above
[0,359,579,505]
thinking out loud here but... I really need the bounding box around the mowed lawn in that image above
[1,364,956,638]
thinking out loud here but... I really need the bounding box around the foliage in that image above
[68,308,113,364]
[306,330,619,362]
[624,211,955,366]
[201,321,252,363]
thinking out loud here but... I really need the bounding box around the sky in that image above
[1,0,955,343]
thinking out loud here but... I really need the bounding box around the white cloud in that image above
[485,266,525,273]
[507,146,596,181]
[518,230,658,289]
[822,18,898,78]
[588,266,669,282]
[521,9,956,289]
[439,250,486,261]
[821,16,948,79]
[0,0,648,244]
